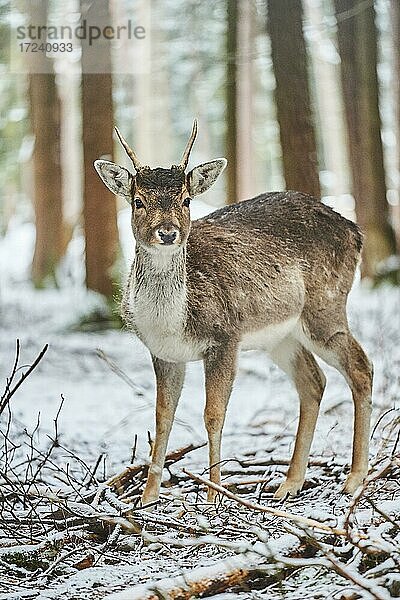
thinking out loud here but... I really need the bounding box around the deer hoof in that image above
[274,479,303,500]
[342,472,365,495]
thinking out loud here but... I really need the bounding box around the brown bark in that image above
[267,0,320,198]
[29,1,63,288]
[335,0,396,277]
[225,0,239,204]
[391,0,400,251]
[105,554,265,600]
[237,0,256,200]
[304,0,350,196]
[81,0,119,299]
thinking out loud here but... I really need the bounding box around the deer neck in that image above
[126,242,210,362]
[135,243,186,283]
[132,243,187,325]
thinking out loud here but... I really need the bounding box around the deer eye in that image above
[183,197,191,208]
[134,197,145,209]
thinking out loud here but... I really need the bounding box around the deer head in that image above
[94,120,226,250]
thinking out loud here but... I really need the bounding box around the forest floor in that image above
[0,215,399,599]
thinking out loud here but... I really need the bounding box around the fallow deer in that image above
[94,120,373,504]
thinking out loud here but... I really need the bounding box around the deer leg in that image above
[203,345,237,503]
[312,331,373,494]
[141,357,185,505]
[272,340,326,499]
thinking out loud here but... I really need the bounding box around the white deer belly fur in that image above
[240,316,299,353]
[130,278,299,363]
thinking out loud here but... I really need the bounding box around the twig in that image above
[0,343,49,416]
[86,453,105,489]
[184,469,348,537]
[344,458,395,532]
[96,349,146,397]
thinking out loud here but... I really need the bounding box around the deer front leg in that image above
[203,344,237,503]
[141,357,185,506]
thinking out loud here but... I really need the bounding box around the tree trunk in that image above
[267,0,320,198]
[237,0,255,200]
[391,0,400,251]
[303,0,350,198]
[81,0,119,299]
[29,1,63,288]
[335,0,396,278]
[225,0,239,204]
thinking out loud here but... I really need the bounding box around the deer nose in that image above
[157,228,178,245]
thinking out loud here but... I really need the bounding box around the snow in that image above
[0,204,399,599]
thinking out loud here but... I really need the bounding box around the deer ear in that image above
[94,160,134,202]
[186,159,227,196]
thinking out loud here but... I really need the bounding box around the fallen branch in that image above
[106,442,205,498]
[105,527,390,600]
[184,469,348,537]
[27,486,142,534]
[104,554,269,600]
[344,458,398,532]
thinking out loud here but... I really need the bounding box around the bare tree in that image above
[29,1,63,287]
[335,0,396,277]
[267,0,320,198]
[81,0,119,299]
[304,0,350,198]
[237,0,256,200]
[226,0,239,204]
[391,0,400,251]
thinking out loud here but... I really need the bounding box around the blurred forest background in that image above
[1,0,400,317]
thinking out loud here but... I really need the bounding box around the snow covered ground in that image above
[0,205,399,599]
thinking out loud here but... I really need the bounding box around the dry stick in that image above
[184,469,348,537]
[35,546,87,581]
[28,487,141,534]
[370,408,396,440]
[86,453,105,489]
[105,529,388,600]
[343,458,395,532]
[310,541,390,600]
[96,349,147,397]
[96,349,195,433]
[223,478,272,486]
[103,555,272,600]
[142,530,391,600]
[27,396,66,492]
[130,434,138,464]
[106,442,205,493]
[0,343,49,415]
[1,339,21,404]
[364,496,400,529]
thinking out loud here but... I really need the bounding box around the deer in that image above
[94,120,373,505]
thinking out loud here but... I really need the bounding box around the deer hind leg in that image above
[271,338,326,499]
[203,345,237,503]
[310,330,373,494]
[142,357,185,506]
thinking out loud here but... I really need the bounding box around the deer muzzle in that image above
[154,225,180,245]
